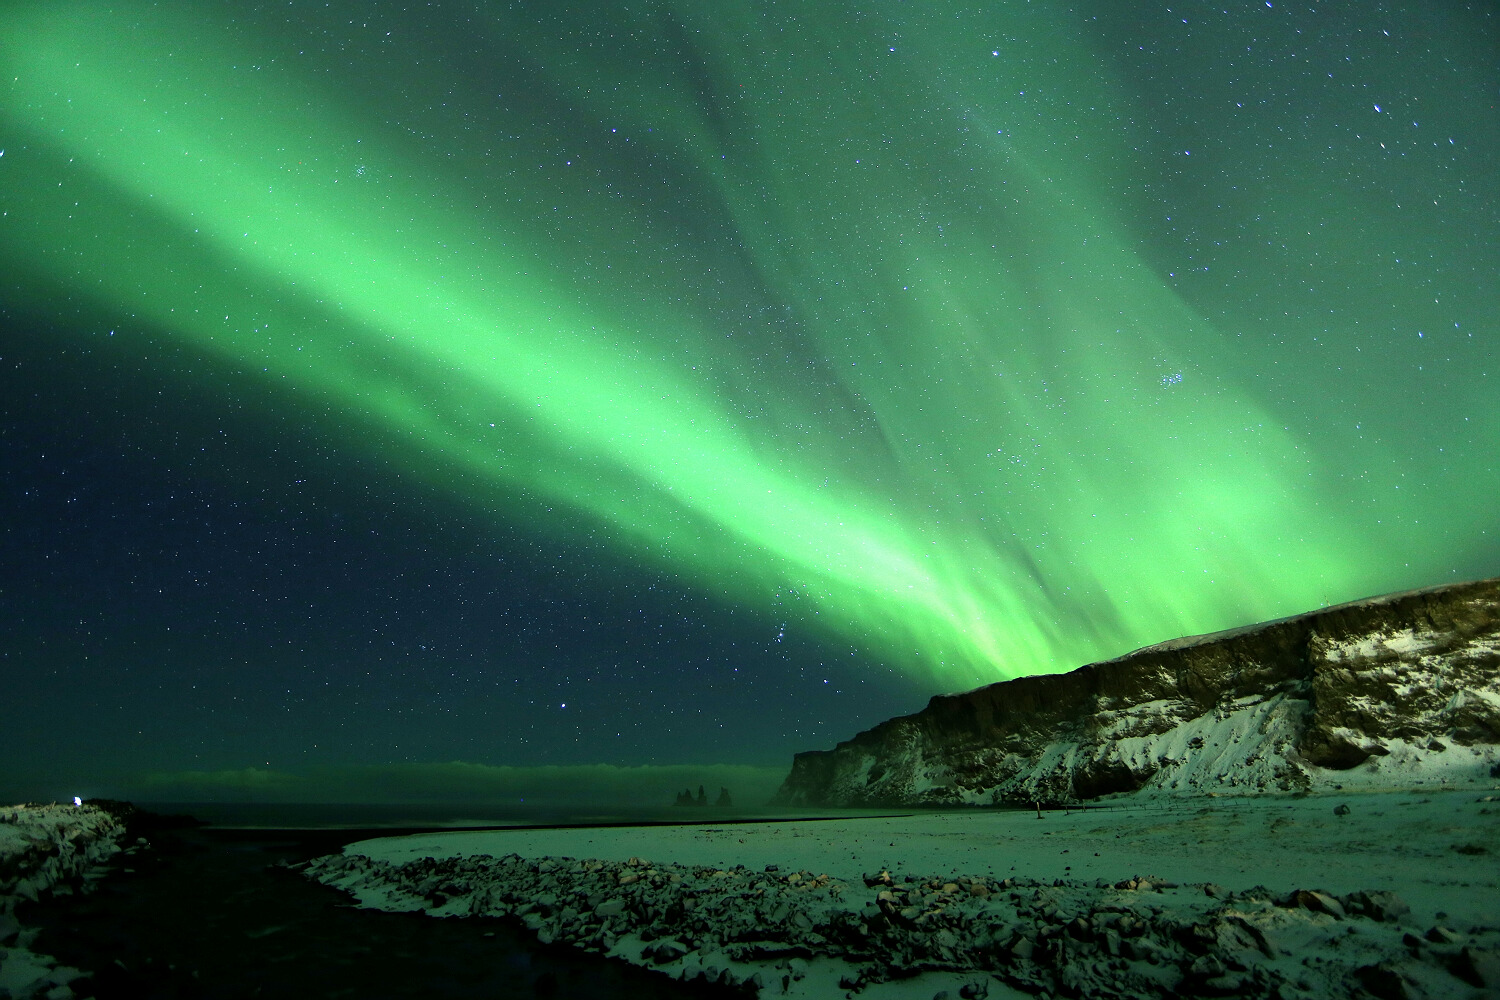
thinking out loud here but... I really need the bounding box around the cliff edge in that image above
[773,577,1500,806]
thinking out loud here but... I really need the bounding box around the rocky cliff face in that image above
[774,578,1500,806]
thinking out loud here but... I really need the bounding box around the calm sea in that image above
[138,799,883,830]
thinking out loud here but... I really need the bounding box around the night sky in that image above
[2,1,1496,806]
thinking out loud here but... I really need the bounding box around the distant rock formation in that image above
[672,785,733,807]
[774,577,1500,806]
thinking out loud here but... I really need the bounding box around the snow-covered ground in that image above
[0,803,126,1000]
[310,788,1500,998]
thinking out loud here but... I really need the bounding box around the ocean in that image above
[141,800,835,831]
[22,803,792,999]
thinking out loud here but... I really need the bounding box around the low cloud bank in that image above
[124,761,788,808]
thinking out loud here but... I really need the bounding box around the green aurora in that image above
[3,1,1496,691]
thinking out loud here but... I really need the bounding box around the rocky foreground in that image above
[0,802,131,999]
[775,578,1500,808]
[304,846,1500,999]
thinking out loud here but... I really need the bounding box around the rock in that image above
[300,824,1500,1000]
[1450,946,1500,989]
[44,966,84,987]
[1343,890,1410,922]
[771,577,1500,807]
[1211,917,1268,961]
[1286,889,1346,919]
[649,939,688,964]
[1302,733,1384,770]
[1354,962,1413,1000]
[1200,973,1249,996]
[1189,953,1228,979]
[1126,937,1164,963]
[1334,803,1351,816]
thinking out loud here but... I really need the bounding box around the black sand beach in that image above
[19,821,736,999]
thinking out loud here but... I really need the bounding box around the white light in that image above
[73,796,82,807]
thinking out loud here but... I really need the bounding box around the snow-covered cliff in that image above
[774,577,1500,806]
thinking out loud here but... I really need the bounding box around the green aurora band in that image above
[3,3,1495,690]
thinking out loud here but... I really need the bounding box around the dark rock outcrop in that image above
[673,785,735,807]
[774,577,1500,807]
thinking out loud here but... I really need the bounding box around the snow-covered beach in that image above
[308,788,1500,998]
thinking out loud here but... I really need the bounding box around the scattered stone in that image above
[1353,962,1413,1000]
[1450,945,1500,989]
[648,939,688,964]
[302,848,1500,1000]
[1425,926,1462,945]
[1343,890,1410,923]
[1285,889,1346,919]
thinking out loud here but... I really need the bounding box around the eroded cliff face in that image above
[774,578,1500,806]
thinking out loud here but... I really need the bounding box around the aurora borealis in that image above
[2,1,1496,800]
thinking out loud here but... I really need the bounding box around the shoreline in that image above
[7,792,1496,997]
[4,811,737,999]
[187,812,924,834]
[306,788,1500,998]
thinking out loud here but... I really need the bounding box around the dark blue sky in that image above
[2,0,1495,804]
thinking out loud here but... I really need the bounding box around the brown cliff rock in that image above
[774,578,1500,806]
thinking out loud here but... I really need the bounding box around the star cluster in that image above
[0,0,1494,800]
